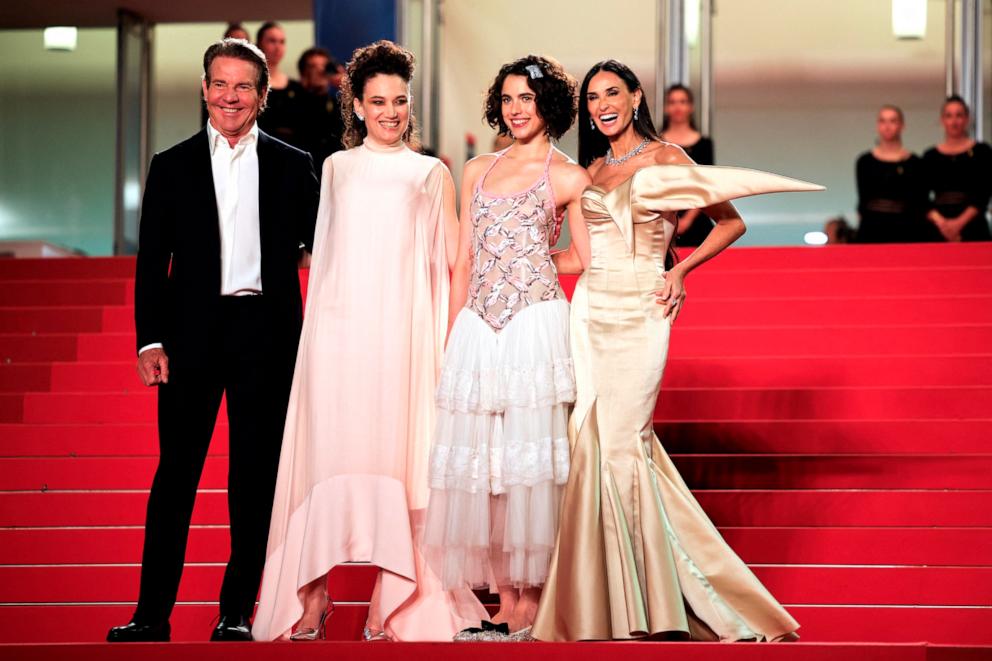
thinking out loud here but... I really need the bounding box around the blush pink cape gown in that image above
[251,140,487,641]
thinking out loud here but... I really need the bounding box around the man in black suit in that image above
[107,39,318,642]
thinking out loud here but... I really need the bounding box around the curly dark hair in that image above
[340,40,419,149]
[483,55,576,141]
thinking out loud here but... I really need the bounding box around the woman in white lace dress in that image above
[423,55,590,637]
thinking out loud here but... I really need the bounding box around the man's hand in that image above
[137,348,170,386]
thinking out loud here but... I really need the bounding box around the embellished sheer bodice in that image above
[466,148,564,332]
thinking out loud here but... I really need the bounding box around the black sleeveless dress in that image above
[922,142,992,242]
[855,151,936,243]
[673,136,715,247]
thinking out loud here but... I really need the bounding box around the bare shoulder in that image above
[652,140,693,165]
[549,149,592,188]
[461,153,497,184]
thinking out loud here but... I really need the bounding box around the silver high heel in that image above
[289,601,334,641]
[362,626,391,642]
[507,626,534,642]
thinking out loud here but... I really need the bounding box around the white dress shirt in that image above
[139,121,263,356]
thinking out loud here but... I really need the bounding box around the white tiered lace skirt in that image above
[424,299,574,591]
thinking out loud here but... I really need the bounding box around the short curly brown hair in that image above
[340,40,419,149]
[484,55,576,141]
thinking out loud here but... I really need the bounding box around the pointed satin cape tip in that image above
[620,163,825,213]
[597,164,824,251]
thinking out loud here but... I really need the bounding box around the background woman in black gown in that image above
[256,22,306,148]
[659,84,714,246]
[855,105,934,243]
[922,95,992,242]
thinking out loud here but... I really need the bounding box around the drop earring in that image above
[633,106,639,121]
[589,118,596,130]
[355,112,365,122]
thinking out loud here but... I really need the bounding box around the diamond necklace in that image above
[605,136,651,166]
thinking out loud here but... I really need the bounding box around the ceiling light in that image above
[892,0,926,39]
[44,27,78,51]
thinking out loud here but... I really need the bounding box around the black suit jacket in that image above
[134,128,319,364]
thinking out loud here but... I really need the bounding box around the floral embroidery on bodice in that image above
[466,148,564,332]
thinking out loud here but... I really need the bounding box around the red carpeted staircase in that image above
[1,243,991,658]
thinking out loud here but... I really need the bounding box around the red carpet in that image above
[1,243,990,657]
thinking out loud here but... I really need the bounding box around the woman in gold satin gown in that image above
[533,60,820,642]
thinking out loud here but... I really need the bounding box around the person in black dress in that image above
[659,84,714,246]
[922,95,992,242]
[256,22,307,148]
[855,105,935,243]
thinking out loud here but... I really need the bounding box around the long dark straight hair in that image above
[577,60,660,168]
[577,60,678,270]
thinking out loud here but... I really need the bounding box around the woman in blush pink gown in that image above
[252,40,486,642]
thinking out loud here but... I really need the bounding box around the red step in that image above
[0,457,229,491]
[0,492,229,527]
[6,386,988,424]
[10,393,227,424]
[679,242,992,270]
[0,281,132,307]
[659,420,992,454]
[694,490,992,527]
[62,325,992,362]
[0,244,987,282]
[666,326,992,358]
[0,335,78,362]
[0,308,105,334]
[8,267,991,308]
[0,257,135,281]
[0,423,230,457]
[0,604,991,645]
[11,297,992,339]
[3,490,990,528]
[668,267,992,298]
[656,386,992,420]
[0,365,53,392]
[7,640,984,661]
[3,420,989,458]
[0,604,987,645]
[662,355,992,388]
[0,563,379,604]
[0,363,136,393]
[4,354,991,396]
[1,563,986,607]
[672,454,992,489]
[4,453,990,491]
[3,526,989,567]
[677,296,992,326]
[720,527,992,566]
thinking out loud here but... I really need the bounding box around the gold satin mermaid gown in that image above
[532,165,822,642]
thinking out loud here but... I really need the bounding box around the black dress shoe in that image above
[107,620,171,642]
[210,614,252,642]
